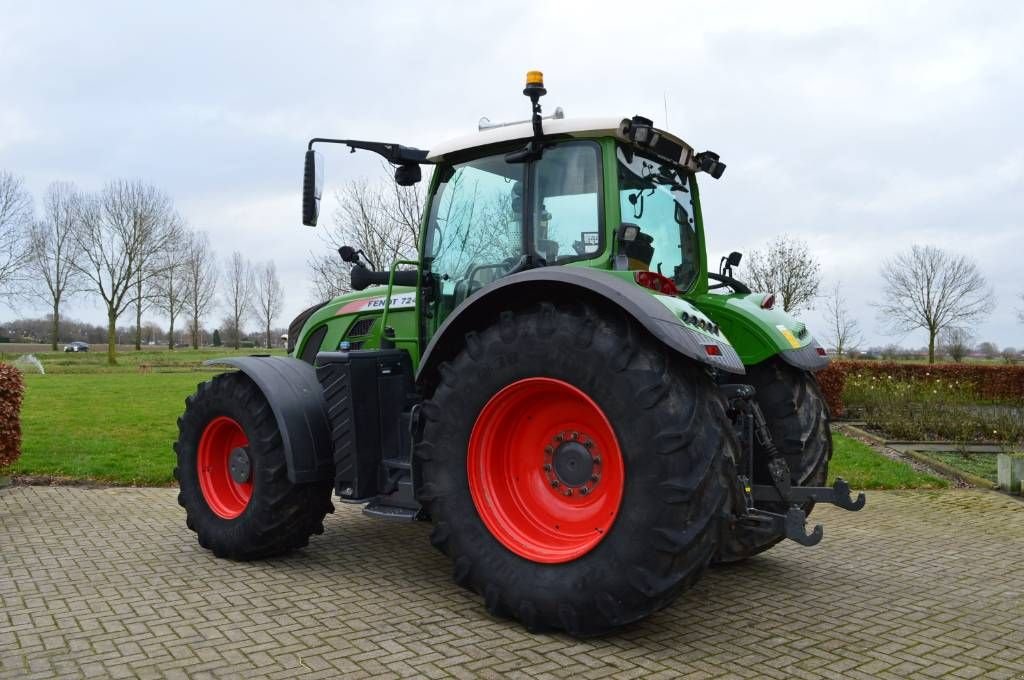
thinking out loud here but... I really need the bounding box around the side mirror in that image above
[394,163,421,187]
[302,149,324,226]
[727,251,742,268]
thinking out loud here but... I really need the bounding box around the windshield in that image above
[616,146,699,290]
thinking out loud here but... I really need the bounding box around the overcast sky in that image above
[2,1,1022,348]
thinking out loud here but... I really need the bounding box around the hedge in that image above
[817,360,1024,418]
[0,362,25,469]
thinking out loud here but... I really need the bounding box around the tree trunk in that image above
[928,329,936,364]
[107,310,118,366]
[134,279,143,351]
[192,314,200,349]
[50,299,60,351]
[168,315,175,351]
[266,323,272,350]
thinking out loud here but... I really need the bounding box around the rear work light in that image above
[761,293,777,310]
[704,344,722,356]
[634,271,678,296]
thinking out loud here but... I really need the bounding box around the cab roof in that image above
[427,116,678,162]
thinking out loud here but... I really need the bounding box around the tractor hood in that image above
[690,292,829,371]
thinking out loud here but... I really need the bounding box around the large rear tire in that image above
[716,358,831,563]
[175,371,334,560]
[417,303,737,636]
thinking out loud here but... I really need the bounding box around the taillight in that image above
[761,293,776,310]
[816,346,827,356]
[634,271,678,296]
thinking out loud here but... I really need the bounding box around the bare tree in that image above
[153,228,190,350]
[976,341,999,360]
[939,326,973,362]
[222,251,253,350]
[28,182,83,349]
[877,245,993,364]
[130,211,183,351]
[182,231,218,348]
[308,172,426,300]
[74,180,181,365]
[744,235,821,314]
[0,171,33,295]
[254,261,285,349]
[1001,347,1018,365]
[822,281,863,357]
[1018,292,1024,324]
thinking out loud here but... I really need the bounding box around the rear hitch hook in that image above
[831,477,867,511]
[784,507,824,547]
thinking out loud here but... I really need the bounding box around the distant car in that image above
[63,341,90,352]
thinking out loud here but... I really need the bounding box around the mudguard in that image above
[417,267,745,386]
[205,356,334,484]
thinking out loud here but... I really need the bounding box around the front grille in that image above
[346,316,376,338]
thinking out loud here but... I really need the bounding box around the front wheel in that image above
[417,303,737,636]
[175,371,334,560]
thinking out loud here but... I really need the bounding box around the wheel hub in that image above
[551,440,596,488]
[228,447,252,484]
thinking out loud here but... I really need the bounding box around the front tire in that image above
[175,371,334,560]
[716,359,831,563]
[417,303,737,636]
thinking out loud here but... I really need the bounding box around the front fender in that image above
[690,293,829,371]
[205,356,333,484]
[417,267,745,387]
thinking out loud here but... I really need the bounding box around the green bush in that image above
[843,370,1023,444]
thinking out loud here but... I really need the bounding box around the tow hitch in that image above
[721,384,866,547]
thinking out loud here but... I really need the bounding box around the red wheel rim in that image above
[197,416,253,519]
[467,378,625,563]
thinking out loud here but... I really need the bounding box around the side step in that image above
[363,502,421,521]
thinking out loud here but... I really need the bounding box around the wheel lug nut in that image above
[593,456,601,465]
[564,489,573,496]
[591,474,600,482]
[551,480,560,488]
[580,487,589,495]
[555,433,564,442]
[583,440,593,449]
[543,464,551,472]
[571,431,579,440]
[545,446,553,454]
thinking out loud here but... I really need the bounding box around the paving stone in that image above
[1,486,1023,679]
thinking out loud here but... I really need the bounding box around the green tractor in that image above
[175,72,864,635]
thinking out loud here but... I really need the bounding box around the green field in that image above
[828,434,948,489]
[6,350,953,489]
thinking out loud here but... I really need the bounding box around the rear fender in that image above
[417,267,745,388]
[205,356,333,484]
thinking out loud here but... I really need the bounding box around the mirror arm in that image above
[307,138,432,165]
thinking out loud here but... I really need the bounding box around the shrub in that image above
[0,362,26,469]
[828,360,1024,444]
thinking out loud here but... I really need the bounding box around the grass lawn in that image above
[3,346,284,375]
[11,372,210,485]
[925,452,1000,483]
[828,432,948,489]
[7,358,951,489]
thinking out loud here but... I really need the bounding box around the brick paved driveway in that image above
[1,486,1022,679]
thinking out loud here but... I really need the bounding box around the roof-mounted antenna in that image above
[478,107,564,131]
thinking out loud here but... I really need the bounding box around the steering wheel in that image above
[708,272,751,294]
